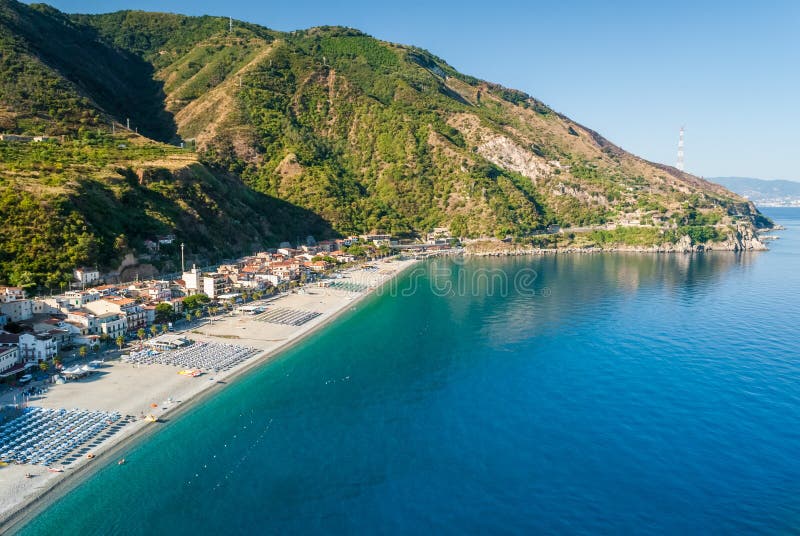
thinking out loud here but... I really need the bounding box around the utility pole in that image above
[676,126,685,172]
[229,17,233,33]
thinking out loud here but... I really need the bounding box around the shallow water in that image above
[18,208,800,534]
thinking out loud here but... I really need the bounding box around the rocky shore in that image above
[463,224,771,257]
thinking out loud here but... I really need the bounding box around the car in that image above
[19,374,33,384]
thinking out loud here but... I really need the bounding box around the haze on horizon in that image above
[33,0,800,182]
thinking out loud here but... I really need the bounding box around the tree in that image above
[99,332,109,347]
[92,343,100,355]
[79,346,87,360]
[116,335,125,350]
[39,361,48,373]
[185,312,193,323]
[183,293,210,311]
[194,309,202,320]
[161,324,169,334]
[155,302,174,323]
[137,328,145,341]
[150,325,158,338]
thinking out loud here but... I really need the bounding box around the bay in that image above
[18,208,800,534]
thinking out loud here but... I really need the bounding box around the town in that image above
[0,232,455,385]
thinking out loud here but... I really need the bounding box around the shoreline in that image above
[0,257,419,534]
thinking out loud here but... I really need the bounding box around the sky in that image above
[34,0,800,181]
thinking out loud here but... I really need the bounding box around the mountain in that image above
[0,1,771,288]
[711,177,800,207]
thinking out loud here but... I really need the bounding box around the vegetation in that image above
[154,302,174,323]
[182,293,209,311]
[0,1,771,287]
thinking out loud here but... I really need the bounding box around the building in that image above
[0,332,20,349]
[0,345,19,369]
[0,299,33,322]
[142,305,156,325]
[0,134,33,142]
[157,234,176,245]
[63,290,100,309]
[66,311,97,335]
[84,297,145,332]
[0,346,21,376]
[361,233,392,246]
[182,267,202,295]
[0,286,25,303]
[145,281,172,302]
[202,273,228,299]
[74,267,101,286]
[19,332,58,362]
[96,313,126,339]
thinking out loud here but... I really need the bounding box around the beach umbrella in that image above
[150,403,158,408]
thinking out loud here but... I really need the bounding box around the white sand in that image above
[0,258,418,529]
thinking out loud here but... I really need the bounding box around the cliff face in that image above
[0,1,773,286]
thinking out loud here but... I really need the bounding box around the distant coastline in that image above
[711,177,800,207]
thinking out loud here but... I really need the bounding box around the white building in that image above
[182,267,202,295]
[74,267,101,286]
[0,299,33,322]
[96,313,126,338]
[84,297,145,332]
[63,291,100,308]
[19,332,58,362]
[203,273,227,299]
[0,346,20,375]
[0,286,25,303]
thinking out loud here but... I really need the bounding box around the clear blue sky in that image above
[36,0,800,180]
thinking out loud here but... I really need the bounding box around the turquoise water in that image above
[17,208,800,534]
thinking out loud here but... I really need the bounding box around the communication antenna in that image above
[676,126,685,171]
[229,17,233,33]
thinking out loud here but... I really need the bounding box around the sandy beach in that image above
[0,257,418,532]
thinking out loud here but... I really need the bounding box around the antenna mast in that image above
[676,126,685,172]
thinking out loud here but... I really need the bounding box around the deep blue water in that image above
[17,208,800,534]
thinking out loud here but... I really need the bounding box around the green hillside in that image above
[0,1,772,288]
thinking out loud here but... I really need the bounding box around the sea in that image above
[16,208,800,535]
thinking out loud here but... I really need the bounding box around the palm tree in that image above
[186,312,192,323]
[99,332,109,348]
[78,345,88,361]
[149,325,158,338]
[137,328,145,342]
[92,343,100,355]
[116,335,125,351]
[194,310,202,320]
[161,324,169,334]
[39,361,49,373]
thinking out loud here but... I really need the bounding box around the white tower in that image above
[676,126,685,171]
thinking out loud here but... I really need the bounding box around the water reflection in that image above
[404,251,764,348]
